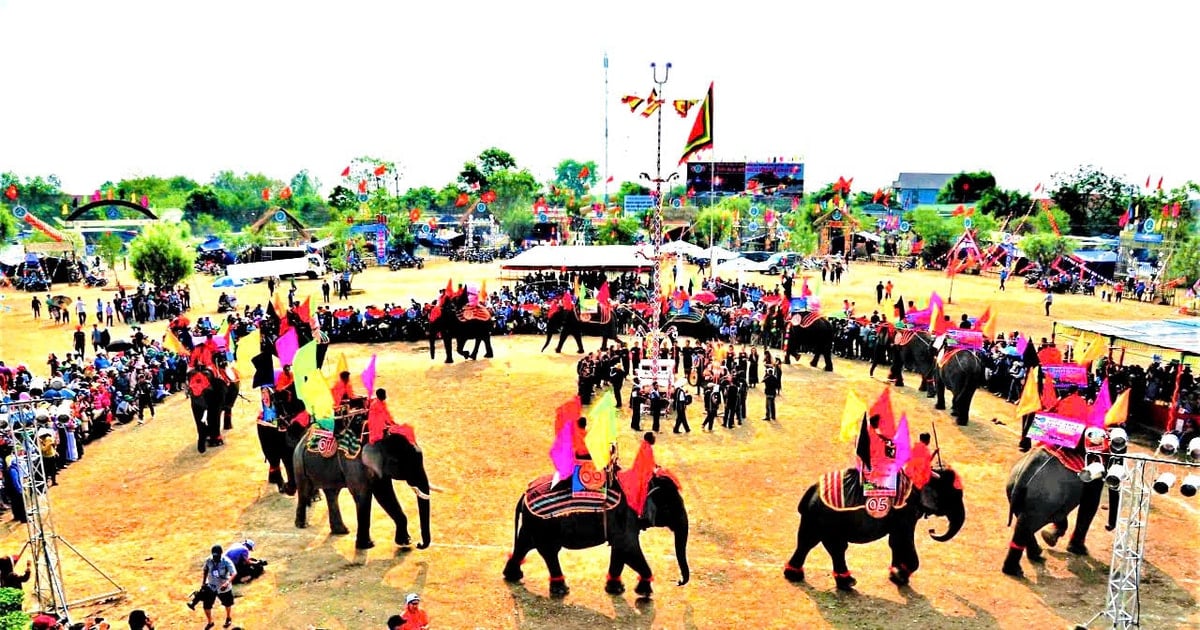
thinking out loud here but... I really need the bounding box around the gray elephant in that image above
[294,433,431,550]
[1002,446,1113,577]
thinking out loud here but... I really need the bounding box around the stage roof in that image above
[500,245,652,271]
[1056,319,1200,360]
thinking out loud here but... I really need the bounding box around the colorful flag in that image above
[250,352,275,389]
[605,175,614,184]
[641,88,662,117]
[295,342,334,420]
[341,166,351,177]
[839,390,868,443]
[297,295,313,325]
[280,186,292,200]
[361,354,377,396]
[274,328,299,366]
[1014,367,1041,418]
[584,391,619,468]
[578,165,590,180]
[616,437,657,517]
[855,415,873,471]
[870,388,896,436]
[455,192,469,207]
[549,418,576,485]
[678,82,713,165]
[4,185,17,200]
[1118,203,1132,227]
[1145,175,1151,189]
[673,99,698,118]
[1105,389,1130,427]
[163,330,187,355]
[1075,335,1106,366]
[621,95,644,112]
[358,180,368,194]
[262,188,271,201]
[235,329,260,375]
[480,190,497,203]
[981,307,998,340]
[1088,379,1112,428]
[1157,177,1164,190]
[893,413,912,470]
[554,396,582,436]
[1040,372,1058,411]
[374,164,388,176]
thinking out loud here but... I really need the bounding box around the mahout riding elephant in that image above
[783,311,835,371]
[294,432,432,550]
[541,303,626,353]
[256,388,306,495]
[218,361,241,431]
[1002,445,1115,577]
[783,466,965,590]
[503,472,690,597]
[187,362,229,453]
[427,292,493,363]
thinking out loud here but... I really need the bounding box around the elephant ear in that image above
[654,467,683,492]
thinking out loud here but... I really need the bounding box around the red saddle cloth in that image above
[523,474,622,519]
[790,312,823,329]
[458,304,492,322]
[936,347,965,369]
[817,468,913,517]
[1038,443,1086,474]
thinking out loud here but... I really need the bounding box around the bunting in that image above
[640,88,663,117]
[673,99,698,118]
[678,82,713,165]
[621,95,644,112]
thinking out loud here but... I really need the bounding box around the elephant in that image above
[294,432,432,550]
[187,363,229,453]
[255,388,306,495]
[1002,446,1115,577]
[784,466,965,590]
[427,292,494,363]
[783,311,835,371]
[896,332,984,425]
[503,472,690,597]
[218,365,241,432]
[663,312,721,343]
[541,304,627,353]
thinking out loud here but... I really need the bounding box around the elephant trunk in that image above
[673,511,690,586]
[929,504,965,542]
[416,477,432,549]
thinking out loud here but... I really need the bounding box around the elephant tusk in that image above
[412,487,432,501]
[427,484,446,493]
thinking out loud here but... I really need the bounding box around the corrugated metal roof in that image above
[1056,319,1200,357]
[893,173,956,190]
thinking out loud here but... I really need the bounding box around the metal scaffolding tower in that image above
[2,400,125,622]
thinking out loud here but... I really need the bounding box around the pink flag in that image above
[549,419,576,485]
[140,195,149,207]
[893,413,912,470]
[92,190,101,202]
[928,291,944,314]
[361,354,377,397]
[1088,378,1112,428]
[274,328,299,366]
[1016,334,1029,357]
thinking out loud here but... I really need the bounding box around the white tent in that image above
[715,256,768,273]
[660,240,706,257]
[700,246,740,261]
[500,245,654,271]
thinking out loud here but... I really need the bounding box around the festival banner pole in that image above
[931,421,944,469]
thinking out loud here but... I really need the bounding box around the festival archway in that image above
[65,199,158,222]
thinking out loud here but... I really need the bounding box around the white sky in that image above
[2,0,1197,197]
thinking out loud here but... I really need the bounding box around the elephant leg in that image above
[371,480,412,547]
[257,426,281,486]
[605,549,628,594]
[955,386,975,426]
[573,329,584,354]
[457,336,471,360]
[826,539,857,590]
[503,515,536,583]
[808,348,819,368]
[349,489,376,549]
[1004,516,1040,577]
[537,544,569,596]
[191,404,207,453]
[326,488,351,537]
[555,328,568,353]
[294,483,311,529]
[784,517,822,583]
[622,545,654,597]
[541,331,553,352]
[1025,535,1045,564]
[887,527,918,586]
[281,444,298,496]
[483,334,494,358]
[934,377,947,410]
[1068,481,1104,555]
[823,348,834,372]
[442,335,454,364]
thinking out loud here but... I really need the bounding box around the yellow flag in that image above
[981,309,997,340]
[1076,336,1106,366]
[1105,389,1130,427]
[584,391,619,468]
[480,280,488,302]
[294,342,334,419]
[235,329,260,376]
[335,352,349,378]
[1014,367,1041,418]
[163,330,187,356]
[839,390,868,443]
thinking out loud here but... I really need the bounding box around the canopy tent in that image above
[696,245,740,262]
[1054,319,1200,366]
[715,256,768,273]
[856,231,882,243]
[659,240,706,257]
[500,245,653,271]
[0,245,26,267]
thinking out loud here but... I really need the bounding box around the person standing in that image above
[609,361,626,409]
[672,385,691,433]
[31,295,41,319]
[73,326,86,358]
[999,268,1008,291]
[629,385,644,431]
[1043,290,1053,316]
[267,276,276,296]
[875,281,884,304]
[75,297,86,325]
[885,280,893,300]
[702,384,720,431]
[321,278,331,303]
[762,366,780,421]
[647,383,665,433]
[95,297,103,323]
[191,544,236,629]
[91,324,103,353]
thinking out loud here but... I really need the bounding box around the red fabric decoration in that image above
[374,164,388,176]
[341,166,351,177]
[616,439,657,517]
[481,190,497,203]
[280,187,292,200]
[358,180,368,193]
[578,166,590,179]
[455,193,469,207]
[261,188,271,201]
[3,185,16,200]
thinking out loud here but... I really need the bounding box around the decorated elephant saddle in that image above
[458,304,492,322]
[818,468,913,519]
[790,311,823,329]
[304,413,365,459]
[1038,443,1086,474]
[936,347,966,369]
[524,474,622,519]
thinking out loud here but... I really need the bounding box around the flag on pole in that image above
[374,164,388,176]
[1075,336,1107,366]
[334,352,349,378]
[293,341,334,420]
[616,436,657,517]
[578,166,590,180]
[361,354,377,396]
[584,391,619,468]
[855,415,873,471]
[1014,367,1041,418]
[163,330,187,355]
[893,413,912,470]
[1088,379,1112,428]
[274,328,299,366]
[235,329,261,376]
[549,419,576,485]
[870,388,896,435]
[341,166,351,177]
[555,396,583,435]
[678,82,713,165]
[1105,389,1130,427]
[839,390,868,442]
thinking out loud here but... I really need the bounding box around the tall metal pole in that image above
[649,62,670,381]
[603,53,610,214]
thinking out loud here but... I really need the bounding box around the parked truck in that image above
[224,254,327,281]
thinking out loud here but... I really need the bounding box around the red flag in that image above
[1157,177,1164,190]
[1171,202,1181,218]
[262,188,271,201]
[621,95,644,112]
[617,437,657,517]
[952,205,966,217]
[1145,175,1151,189]
[1162,204,1170,218]
[409,208,421,222]
[869,388,896,436]
[1040,373,1058,411]
[605,175,614,184]
[3,185,16,200]
[455,192,469,207]
[341,166,351,177]
[872,189,883,203]
[678,82,713,165]
[356,180,366,194]
[554,396,583,436]
[297,296,313,325]
[578,166,590,179]
[480,190,497,203]
[1034,182,1043,194]
[791,196,800,211]
[280,186,292,200]
[687,187,695,198]
[374,164,388,176]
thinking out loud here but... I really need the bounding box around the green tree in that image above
[289,169,320,197]
[399,186,438,210]
[192,214,231,237]
[500,211,534,242]
[593,216,641,245]
[183,187,221,227]
[95,232,125,285]
[1167,232,1200,285]
[116,175,199,210]
[978,187,1033,219]
[327,185,358,214]
[1020,232,1072,267]
[478,147,517,177]
[617,181,650,198]
[906,206,958,258]
[693,207,735,245]
[1049,165,1130,236]
[0,586,30,630]
[936,171,997,204]
[0,210,15,243]
[129,223,195,288]
[552,158,598,199]
[1011,203,1072,236]
[780,213,819,254]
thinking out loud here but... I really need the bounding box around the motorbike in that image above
[387,253,424,270]
[84,274,108,288]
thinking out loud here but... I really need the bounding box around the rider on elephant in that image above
[368,389,416,446]
[331,371,357,406]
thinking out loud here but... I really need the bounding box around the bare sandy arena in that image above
[0,259,1196,630]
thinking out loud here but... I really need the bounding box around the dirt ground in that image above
[0,258,1197,630]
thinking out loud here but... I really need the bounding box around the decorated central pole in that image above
[646,61,672,383]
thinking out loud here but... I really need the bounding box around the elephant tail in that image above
[1008,484,1026,527]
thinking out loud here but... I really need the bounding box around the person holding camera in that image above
[189,545,237,629]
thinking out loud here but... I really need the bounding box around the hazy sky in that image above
[3,1,1197,197]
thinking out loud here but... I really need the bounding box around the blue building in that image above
[892,173,955,209]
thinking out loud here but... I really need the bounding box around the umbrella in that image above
[106,339,134,352]
[212,276,245,289]
[51,295,72,308]
[691,291,717,304]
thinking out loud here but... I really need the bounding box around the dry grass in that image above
[0,259,1197,630]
